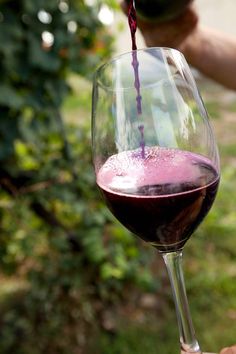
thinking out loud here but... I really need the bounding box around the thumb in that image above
[220,345,236,354]
[120,0,129,16]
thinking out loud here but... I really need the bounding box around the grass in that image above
[91,319,179,354]
[87,80,236,354]
[62,75,92,125]
[1,76,236,353]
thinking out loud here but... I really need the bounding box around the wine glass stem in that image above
[162,251,202,354]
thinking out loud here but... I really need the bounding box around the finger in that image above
[120,1,129,16]
[220,345,236,354]
[220,348,230,354]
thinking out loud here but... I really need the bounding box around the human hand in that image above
[120,1,198,52]
[220,345,236,354]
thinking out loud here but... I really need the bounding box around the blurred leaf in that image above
[0,84,24,109]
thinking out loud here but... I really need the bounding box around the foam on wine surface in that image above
[98,147,215,195]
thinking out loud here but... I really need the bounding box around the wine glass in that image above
[91,47,220,354]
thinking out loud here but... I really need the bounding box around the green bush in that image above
[0,1,156,352]
[0,121,156,352]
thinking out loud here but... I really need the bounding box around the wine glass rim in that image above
[94,46,185,90]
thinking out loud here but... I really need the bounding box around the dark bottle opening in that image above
[125,0,193,22]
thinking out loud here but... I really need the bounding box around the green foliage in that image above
[0,0,113,267]
[0,121,155,353]
[0,1,157,352]
[92,320,178,354]
[0,0,113,163]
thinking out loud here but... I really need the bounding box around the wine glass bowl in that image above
[92,47,220,353]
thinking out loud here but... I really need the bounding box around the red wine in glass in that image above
[97,147,219,252]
